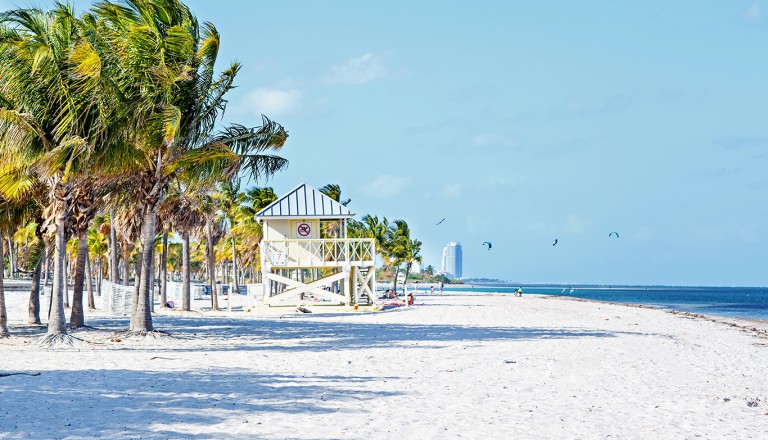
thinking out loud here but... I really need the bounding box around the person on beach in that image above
[440,282,444,293]
[514,287,523,297]
[407,292,415,305]
[430,285,435,294]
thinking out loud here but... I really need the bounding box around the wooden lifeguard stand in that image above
[255,183,376,308]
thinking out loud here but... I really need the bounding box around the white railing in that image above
[99,280,133,316]
[165,281,206,306]
[262,238,375,267]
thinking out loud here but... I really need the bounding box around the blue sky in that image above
[10,0,768,286]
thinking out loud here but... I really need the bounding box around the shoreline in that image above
[543,293,768,338]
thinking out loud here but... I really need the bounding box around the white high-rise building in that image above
[441,242,462,279]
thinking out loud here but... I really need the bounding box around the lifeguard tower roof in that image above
[255,182,355,220]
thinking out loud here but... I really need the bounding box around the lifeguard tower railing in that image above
[262,238,376,267]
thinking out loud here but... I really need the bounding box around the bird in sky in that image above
[436,218,446,226]
[552,239,558,246]
[609,232,620,238]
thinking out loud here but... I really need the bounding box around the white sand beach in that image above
[1,289,767,439]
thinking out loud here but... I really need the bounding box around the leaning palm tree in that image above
[86,0,289,334]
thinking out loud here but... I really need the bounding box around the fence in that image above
[165,281,205,306]
[99,280,134,316]
[98,281,261,315]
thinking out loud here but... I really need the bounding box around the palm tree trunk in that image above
[96,259,102,298]
[43,247,50,288]
[109,211,119,283]
[160,226,168,308]
[7,237,15,279]
[130,205,156,332]
[48,198,68,336]
[150,247,155,314]
[122,242,130,287]
[69,230,88,328]
[28,259,42,325]
[63,257,70,309]
[181,231,191,311]
[231,234,239,294]
[86,249,95,310]
[0,233,9,338]
[207,223,219,311]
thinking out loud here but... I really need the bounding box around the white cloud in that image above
[240,88,302,117]
[324,53,389,85]
[359,175,412,198]
[742,1,762,23]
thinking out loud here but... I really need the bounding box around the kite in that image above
[436,218,446,226]
[609,232,620,238]
[482,241,492,250]
[552,239,558,246]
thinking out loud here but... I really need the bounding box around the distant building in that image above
[441,242,462,279]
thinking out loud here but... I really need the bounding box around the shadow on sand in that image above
[0,368,398,439]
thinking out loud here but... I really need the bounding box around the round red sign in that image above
[297,222,311,237]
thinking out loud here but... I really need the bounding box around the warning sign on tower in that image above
[297,222,312,238]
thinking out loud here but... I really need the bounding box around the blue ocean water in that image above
[443,284,768,321]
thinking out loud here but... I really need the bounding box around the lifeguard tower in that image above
[255,183,376,308]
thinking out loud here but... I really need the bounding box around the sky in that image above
[7,0,768,286]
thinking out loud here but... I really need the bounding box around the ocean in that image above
[443,284,768,322]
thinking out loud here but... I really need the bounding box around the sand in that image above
[1,285,767,439]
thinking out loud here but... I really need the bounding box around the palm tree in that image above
[0,5,130,342]
[239,187,276,283]
[213,179,245,294]
[86,0,289,333]
[319,184,351,206]
[200,195,221,310]
[362,214,391,265]
[392,236,422,293]
[159,190,207,311]
[158,222,170,309]
[0,197,15,337]
[319,184,350,238]
[0,229,7,338]
[88,220,109,308]
[0,5,82,341]
[386,219,422,292]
